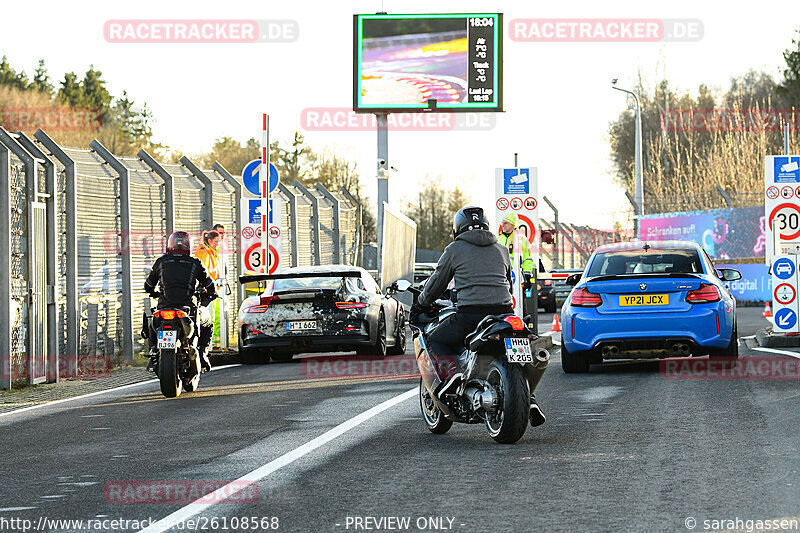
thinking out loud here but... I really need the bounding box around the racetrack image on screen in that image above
[354,14,502,112]
[362,18,468,105]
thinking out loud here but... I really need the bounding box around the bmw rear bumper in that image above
[563,306,733,356]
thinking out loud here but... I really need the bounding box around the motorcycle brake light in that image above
[504,316,524,330]
[154,309,186,320]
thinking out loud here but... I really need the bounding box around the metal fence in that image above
[0,127,364,388]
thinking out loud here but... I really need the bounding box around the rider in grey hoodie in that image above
[413,205,545,427]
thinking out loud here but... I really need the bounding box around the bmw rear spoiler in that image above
[587,273,702,283]
[239,271,363,284]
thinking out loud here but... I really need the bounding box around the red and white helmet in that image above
[166,231,192,255]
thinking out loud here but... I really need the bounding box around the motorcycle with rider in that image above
[403,206,549,443]
[142,231,217,397]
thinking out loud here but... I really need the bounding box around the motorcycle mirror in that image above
[393,279,412,292]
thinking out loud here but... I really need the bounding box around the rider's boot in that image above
[529,394,546,427]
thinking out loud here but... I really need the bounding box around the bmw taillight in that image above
[686,284,721,304]
[570,288,602,307]
[336,302,368,309]
[504,316,524,330]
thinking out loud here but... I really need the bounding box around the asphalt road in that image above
[2,307,800,533]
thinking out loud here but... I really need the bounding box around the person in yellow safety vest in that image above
[497,212,535,272]
[195,230,221,281]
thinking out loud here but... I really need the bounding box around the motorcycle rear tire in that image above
[485,359,529,444]
[158,350,182,398]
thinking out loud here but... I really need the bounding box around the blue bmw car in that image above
[560,241,741,373]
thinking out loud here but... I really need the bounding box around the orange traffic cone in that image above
[763,302,773,318]
[549,314,562,333]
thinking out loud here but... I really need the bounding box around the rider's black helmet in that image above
[166,231,192,255]
[453,206,489,238]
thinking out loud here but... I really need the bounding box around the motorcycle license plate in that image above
[505,338,533,363]
[286,320,317,331]
[157,330,178,349]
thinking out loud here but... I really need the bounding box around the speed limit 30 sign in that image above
[766,155,800,262]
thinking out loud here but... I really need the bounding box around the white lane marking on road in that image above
[0,364,241,419]
[741,335,756,340]
[138,387,417,533]
[91,427,111,431]
[0,507,36,512]
[753,347,800,359]
[80,414,105,418]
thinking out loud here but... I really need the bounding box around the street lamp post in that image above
[612,80,643,238]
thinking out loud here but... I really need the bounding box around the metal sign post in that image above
[261,114,270,275]
[376,113,389,284]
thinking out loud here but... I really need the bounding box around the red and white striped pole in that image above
[261,113,269,274]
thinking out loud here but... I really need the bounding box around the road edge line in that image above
[137,387,417,533]
[753,347,800,359]
[0,364,241,419]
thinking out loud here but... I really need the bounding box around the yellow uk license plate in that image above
[619,294,668,306]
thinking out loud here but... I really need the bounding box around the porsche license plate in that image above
[286,320,317,331]
[619,294,668,306]
[157,330,178,349]
[505,338,533,363]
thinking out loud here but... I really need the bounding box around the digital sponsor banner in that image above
[638,206,765,261]
[715,263,771,303]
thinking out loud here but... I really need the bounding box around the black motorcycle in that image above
[149,291,213,398]
[392,280,549,444]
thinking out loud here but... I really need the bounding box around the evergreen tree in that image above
[31,59,53,96]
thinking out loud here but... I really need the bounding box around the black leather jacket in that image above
[144,253,216,309]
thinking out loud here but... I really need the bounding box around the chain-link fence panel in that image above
[162,163,206,243]
[10,155,27,381]
[120,156,166,354]
[64,146,123,361]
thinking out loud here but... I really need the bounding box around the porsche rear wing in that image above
[238,271,363,284]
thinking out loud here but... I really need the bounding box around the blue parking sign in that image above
[773,257,795,280]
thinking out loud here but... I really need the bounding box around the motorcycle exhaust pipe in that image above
[523,349,550,394]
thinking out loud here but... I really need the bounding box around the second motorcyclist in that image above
[143,231,217,373]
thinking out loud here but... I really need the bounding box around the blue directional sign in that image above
[242,159,279,196]
[775,307,798,330]
[248,199,274,224]
[503,168,529,195]
[773,257,796,280]
[510,270,516,285]
[773,156,800,183]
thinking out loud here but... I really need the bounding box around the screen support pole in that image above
[376,112,389,285]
